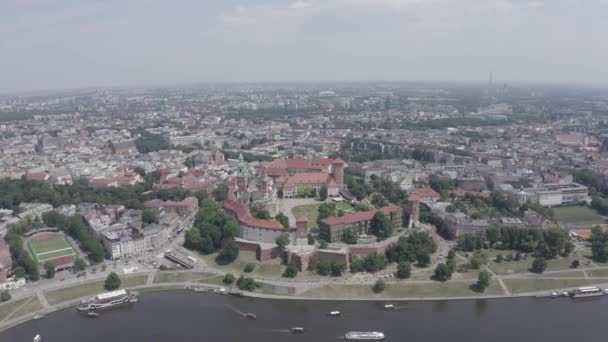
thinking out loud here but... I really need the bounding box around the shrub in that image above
[223,273,235,285]
[243,263,255,273]
[373,279,386,293]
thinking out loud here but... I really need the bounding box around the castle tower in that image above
[332,158,345,189]
[295,216,309,246]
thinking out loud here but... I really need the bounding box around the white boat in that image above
[570,286,604,298]
[76,290,138,311]
[328,311,341,317]
[33,314,45,320]
[383,304,395,310]
[33,335,41,342]
[213,288,227,295]
[345,331,385,340]
[291,327,305,333]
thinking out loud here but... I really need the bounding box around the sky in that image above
[1,0,607,93]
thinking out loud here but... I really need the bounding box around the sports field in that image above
[27,234,76,263]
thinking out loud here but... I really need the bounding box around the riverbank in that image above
[3,270,608,334]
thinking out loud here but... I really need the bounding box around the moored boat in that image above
[384,304,395,310]
[570,286,604,298]
[87,312,100,318]
[345,331,385,340]
[33,314,45,320]
[76,289,138,312]
[328,311,341,317]
[290,327,305,333]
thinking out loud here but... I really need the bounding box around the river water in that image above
[2,291,608,342]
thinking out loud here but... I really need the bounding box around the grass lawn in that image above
[292,202,353,229]
[45,275,148,305]
[503,278,592,294]
[467,249,584,276]
[10,297,43,319]
[301,280,504,299]
[585,268,608,277]
[200,251,286,279]
[154,272,216,284]
[0,297,39,322]
[523,270,586,278]
[553,206,605,225]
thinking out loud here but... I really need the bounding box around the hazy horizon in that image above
[2,0,608,93]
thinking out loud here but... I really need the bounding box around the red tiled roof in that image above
[264,158,334,170]
[26,172,49,181]
[296,216,308,223]
[90,178,117,185]
[283,172,332,188]
[223,198,284,231]
[153,183,180,190]
[408,186,440,202]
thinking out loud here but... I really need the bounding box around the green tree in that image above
[416,253,431,267]
[104,272,121,291]
[319,240,328,249]
[372,279,386,293]
[307,234,315,245]
[212,183,229,202]
[330,262,345,276]
[43,262,55,279]
[370,211,392,241]
[12,266,26,279]
[217,241,239,264]
[223,273,235,285]
[275,212,290,228]
[275,233,291,250]
[530,257,547,273]
[571,259,580,268]
[469,255,482,270]
[319,185,328,201]
[0,290,11,302]
[396,261,412,279]
[73,257,87,272]
[251,208,271,219]
[133,167,146,177]
[475,270,492,292]
[283,264,299,278]
[341,229,358,244]
[236,275,257,291]
[433,263,452,282]
[142,208,159,225]
[243,263,255,273]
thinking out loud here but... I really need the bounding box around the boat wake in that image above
[224,304,246,317]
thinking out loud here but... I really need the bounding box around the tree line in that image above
[456,226,573,260]
[184,198,239,262]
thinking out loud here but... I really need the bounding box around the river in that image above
[2,291,607,341]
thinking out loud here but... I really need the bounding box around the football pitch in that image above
[28,235,76,263]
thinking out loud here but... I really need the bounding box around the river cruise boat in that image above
[570,286,604,298]
[291,327,305,333]
[328,311,341,317]
[345,331,385,340]
[77,289,138,311]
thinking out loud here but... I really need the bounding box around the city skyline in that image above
[2,0,608,93]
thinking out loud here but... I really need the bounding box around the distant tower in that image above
[295,217,309,246]
[236,153,248,190]
[332,158,345,189]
